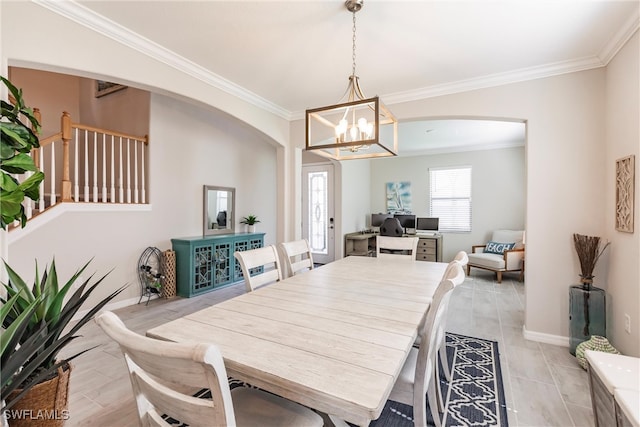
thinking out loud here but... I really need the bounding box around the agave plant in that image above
[0,259,126,410]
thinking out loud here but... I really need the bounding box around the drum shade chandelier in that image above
[305,0,398,160]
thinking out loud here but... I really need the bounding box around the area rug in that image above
[163,332,508,427]
[369,332,509,427]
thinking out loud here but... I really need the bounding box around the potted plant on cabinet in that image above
[1,76,45,230]
[1,259,125,426]
[240,215,260,233]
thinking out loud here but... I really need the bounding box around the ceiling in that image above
[43,0,638,154]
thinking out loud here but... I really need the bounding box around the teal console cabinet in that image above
[171,232,265,297]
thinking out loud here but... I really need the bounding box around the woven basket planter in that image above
[7,364,71,427]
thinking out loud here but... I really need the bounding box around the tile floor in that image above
[60,268,594,426]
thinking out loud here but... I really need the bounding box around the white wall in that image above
[7,93,279,310]
[369,146,526,261]
[339,160,372,253]
[604,31,639,356]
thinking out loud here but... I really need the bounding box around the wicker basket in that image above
[6,364,71,427]
[161,250,177,298]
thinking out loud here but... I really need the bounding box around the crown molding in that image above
[382,56,606,107]
[32,0,292,120]
[289,56,605,120]
[32,0,638,124]
[598,10,640,65]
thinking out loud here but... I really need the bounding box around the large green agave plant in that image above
[0,259,126,411]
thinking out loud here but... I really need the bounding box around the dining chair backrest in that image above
[234,245,282,292]
[442,256,467,287]
[95,311,235,427]
[453,250,469,267]
[412,262,463,427]
[376,236,419,261]
[279,239,314,277]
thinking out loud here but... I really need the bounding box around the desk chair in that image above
[279,239,314,278]
[376,236,419,261]
[95,311,323,427]
[379,217,404,237]
[388,263,464,427]
[234,245,282,292]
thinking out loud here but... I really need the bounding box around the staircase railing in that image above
[19,110,149,223]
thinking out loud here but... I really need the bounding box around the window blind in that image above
[429,166,472,232]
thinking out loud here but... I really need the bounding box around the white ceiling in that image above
[43,0,638,153]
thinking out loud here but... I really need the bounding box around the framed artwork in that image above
[95,80,127,98]
[386,181,411,213]
[615,154,635,233]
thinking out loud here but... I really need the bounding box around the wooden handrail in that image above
[39,132,63,147]
[72,122,148,144]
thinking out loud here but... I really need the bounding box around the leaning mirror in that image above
[203,185,235,236]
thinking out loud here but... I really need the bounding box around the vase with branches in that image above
[569,233,610,355]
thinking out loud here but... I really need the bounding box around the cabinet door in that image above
[233,236,264,282]
[212,239,233,287]
[192,243,215,294]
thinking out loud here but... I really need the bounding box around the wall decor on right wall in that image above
[615,154,635,233]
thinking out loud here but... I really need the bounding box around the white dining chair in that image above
[234,245,283,292]
[376,236,419,260]
[95,311,323,427]
[279,239,314,278]
[388,262,464,427]
[433,251,468,410]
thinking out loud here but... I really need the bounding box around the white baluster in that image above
[39,148,45,212]
[102,133,107,202]
[134,139,139,203]
[126,138,131,203]
[141,141,146,204]
[74,128,79,202]
[24,170,33,219]
[84,130,89,203]
[93,132,98,202]
[110,135,115,203]
[118,136,124,203]
[50,143,56,206]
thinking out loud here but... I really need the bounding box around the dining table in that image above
[146,255,448,426]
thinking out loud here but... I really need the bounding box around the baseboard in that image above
[523,324,570,347]
[72,294,158,322]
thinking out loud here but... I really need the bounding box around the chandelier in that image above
[305,0,398,160]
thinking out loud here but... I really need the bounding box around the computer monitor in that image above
[416,217,439,233]
[394,214,416,233]
[371,213,393,231]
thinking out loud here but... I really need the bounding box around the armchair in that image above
[466,230,525,283]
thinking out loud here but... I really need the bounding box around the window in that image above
[429,166,472,232]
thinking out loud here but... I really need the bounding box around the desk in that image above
[344,232,443,262]
[147,256,447,426]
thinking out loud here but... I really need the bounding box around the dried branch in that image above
[573,233,610,284]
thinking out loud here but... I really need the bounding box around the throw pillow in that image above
[484,241,516,255]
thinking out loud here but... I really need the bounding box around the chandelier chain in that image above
[352,9,357,77]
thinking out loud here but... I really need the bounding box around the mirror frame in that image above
[203,185,235,236]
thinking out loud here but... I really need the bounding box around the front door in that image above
[302,164,335,265]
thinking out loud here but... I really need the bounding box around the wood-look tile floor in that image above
[61,269,594,426]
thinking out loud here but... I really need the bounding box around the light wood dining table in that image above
[147,255,448,426]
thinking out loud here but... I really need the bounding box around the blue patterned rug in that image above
[164,333,508,427]
[370,333,509,427]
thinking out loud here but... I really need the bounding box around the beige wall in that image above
[604,31,640,356]
[8,68,81,137]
